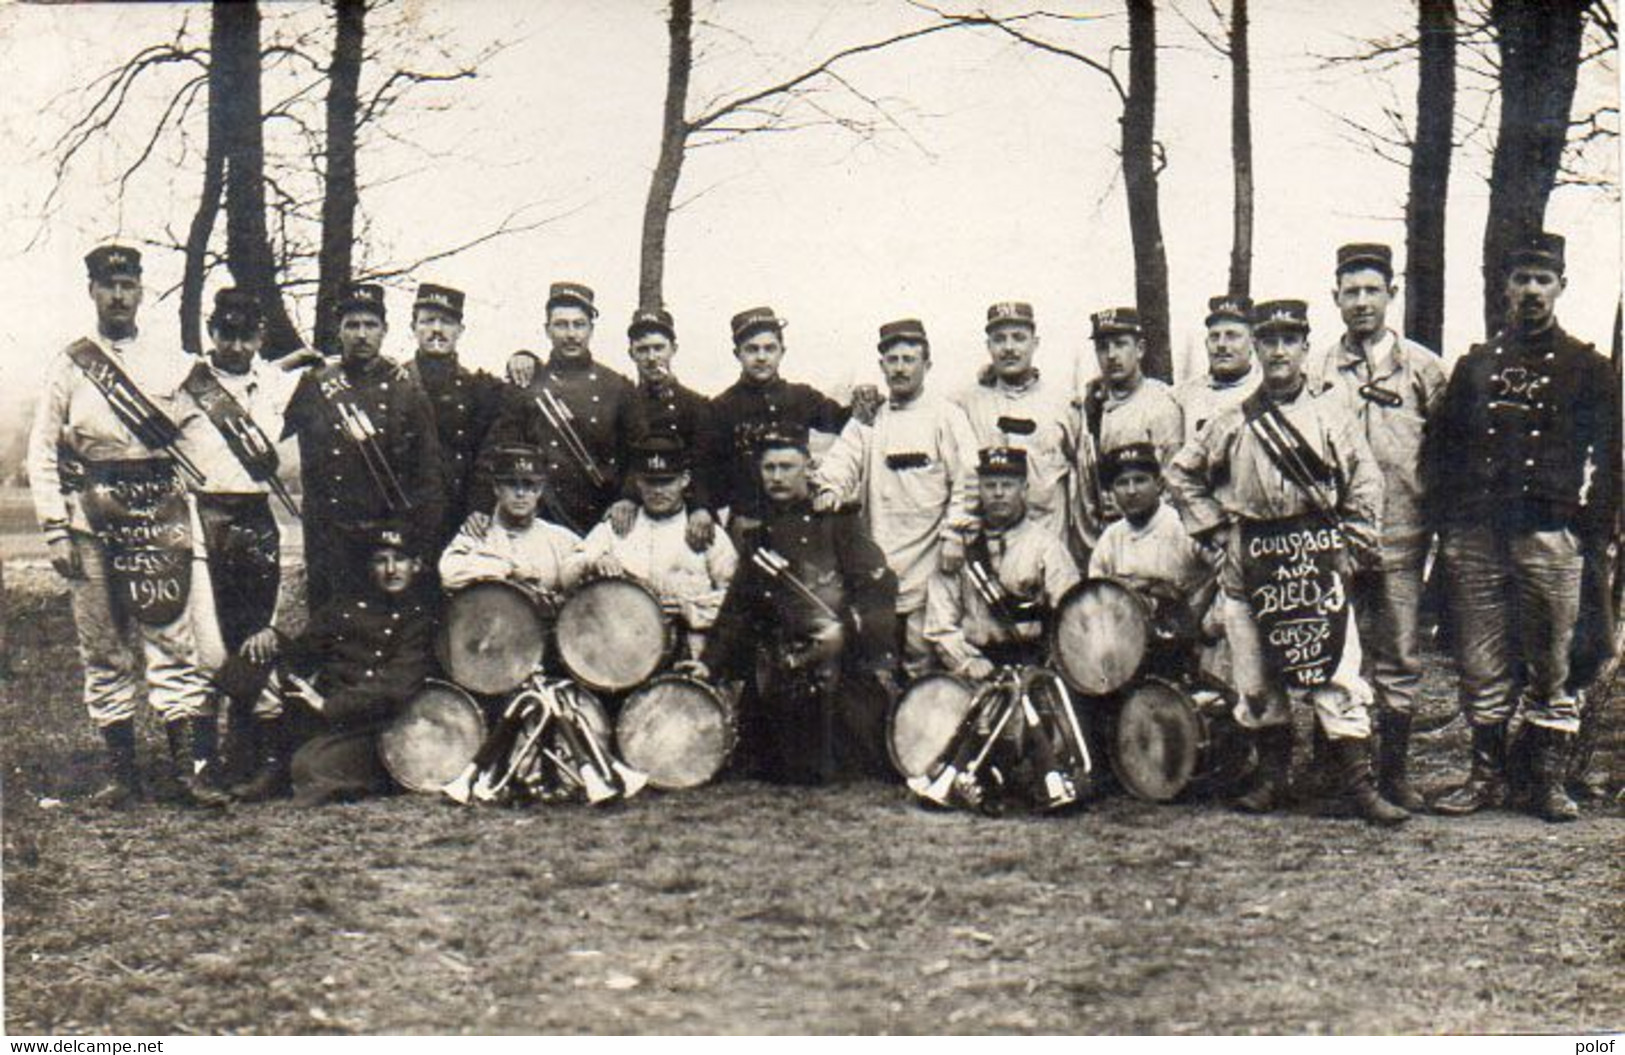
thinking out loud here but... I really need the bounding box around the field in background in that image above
[2,572,1621,1035]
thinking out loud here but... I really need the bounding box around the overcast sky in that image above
[0,0,1618,430]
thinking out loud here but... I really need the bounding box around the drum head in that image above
[887,674,976,779]
[379,680,487,793]
[438,580,546,696]
[556,578,670,693]
[616,675,733,790]
[1112,678,1202,803]
[1053,579,1150,696]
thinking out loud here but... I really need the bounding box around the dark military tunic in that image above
[405,353,505,547]
[620,376,717,512]
[709,377,848,521]
[480,352,634,534]
[283,590,435,805]
[703,500,898,783]
[283,357,444,608]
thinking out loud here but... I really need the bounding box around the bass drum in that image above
[437,579,548,696]
[379,679,488,793]
[887,673,978,780]
[615,674,735,790]
[1110,676,1254,803]
[1052,578,1151,697]
[555,578,673,693]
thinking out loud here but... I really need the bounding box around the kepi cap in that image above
[337,282,387,321]
[1090,307,1143,340]
[755,422,809,456]
[1204,294,1253,328]
[1335,243,1394,279]
[489,443,546,482]
[731,306,787,345]
[85,245,142,283]
[1506,231,1566,275]
[208,288,262,334]
[546,281,599,318]
[1252,299,1311,334]
[628,435,688,478]
[877,318,928,352]
[977,446,1029,478]
[414,283,465,321]
[1101,441,1161,486]
[628,306,676,342]
[985,301,1036,333]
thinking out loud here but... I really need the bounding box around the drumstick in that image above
[751,549,842,623]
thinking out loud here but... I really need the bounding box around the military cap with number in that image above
[628,306,676,341]
[1252,299,1311,334]
[489,443,546,482]
[414,283,465,321]
[1506,231,1566,275]
[984,301,1036,333]
[977,446,1029,478]
[756,422,810,456]
[337,282,387,321]
[877,318,929,352]
[1335,243,1394,280]
[366,522,411,554]
[85,244,143,282]
[1100,441,1161,487]
[1090,306,1143,340]
[546,281,599,318]
[208,287,263,334]
[730,306,787,345]
[628,435,689,479]
[1204,294,1253,328]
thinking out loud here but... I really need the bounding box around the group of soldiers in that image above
[28,231,1619,824]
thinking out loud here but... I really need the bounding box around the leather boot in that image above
[165,717,230,808]
[1233,725,1292,814]
[1529,725,1580,823]
[229,716,289,803]
[1333,736,1411,826]
[1376,710,1426,812]
[87,721,140,808]
[1432,721,1507,815]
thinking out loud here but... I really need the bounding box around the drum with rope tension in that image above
[615,674,736,789]
[437,579,549,696]
[1051,578,1152,696]
[555,577,674,693]
[1110,676,1254,802]
[380,679,488,793]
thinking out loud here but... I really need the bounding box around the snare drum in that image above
[555,578,673,693]
[1052,578,1151,696]
[1110,676,1254,802]
[438,579,548,696]
[379,679,488,793]
[615,674,735,789]
[886,673,978,780]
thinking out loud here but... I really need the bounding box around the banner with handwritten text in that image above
[1240,514,1349,688]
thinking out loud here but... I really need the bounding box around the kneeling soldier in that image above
[571,436,737,659]
[279,525,435,806]
[439,443,584,600]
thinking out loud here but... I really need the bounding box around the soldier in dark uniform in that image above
[277,525,436,806]
[681,425,899,785]
[708,307,855,542]
[605,307,719,551]
[401,282,505,549]
[1426,232,1621,823]
[283,283,444,608]
[479,282,634,534]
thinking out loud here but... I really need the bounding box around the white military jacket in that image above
[439,511,583,594]
[569,508,738,629]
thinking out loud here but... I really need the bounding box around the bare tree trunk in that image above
[315,0,366,355]
[1226,0,1252,300]
[1482,0,1586,335]
[180,39,225,360]
[1124,0,1171,382]
[639,0,693,310]
[215,0,302,357]
[1404,0,1455,354]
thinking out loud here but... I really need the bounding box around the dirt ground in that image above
[3,569,1621,1035]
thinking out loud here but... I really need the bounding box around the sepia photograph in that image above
[0,0,1619,1038]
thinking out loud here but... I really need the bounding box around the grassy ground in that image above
[3,572,1621,1035]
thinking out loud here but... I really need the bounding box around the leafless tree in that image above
[1406,0,1456,354]
[1173,0,1252,299]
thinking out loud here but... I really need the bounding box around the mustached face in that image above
[339,311,387,365]
[1503,265,1565,329]
[413,306,464,358]
[759,446,810,503]
[546,305,594,360]
[90,276,143,336]
[985,323,1037,382]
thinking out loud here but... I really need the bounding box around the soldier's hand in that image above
[963,657,995,682]
[674,658,710,681]
[811,489,840,514]
[279,347,325,372]
[684,509,716,553]
[938,536,966,575]
[594,551,624,578]
[506,351,538,388]
[607,499,638,538]
[241,628,281,665]
[48,538,83,581]
[850,383,883,425]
